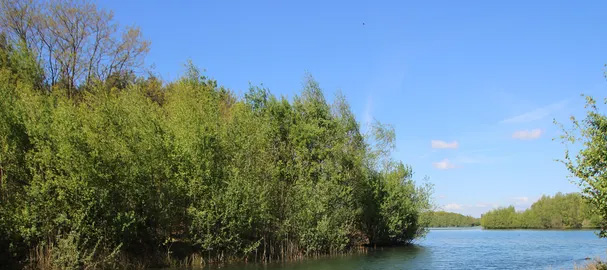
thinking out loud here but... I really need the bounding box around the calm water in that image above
[196,228,607,270]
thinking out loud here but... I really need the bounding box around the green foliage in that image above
[557,95,607,238]
[480,193,600,229]
[0,43,432,268]
[425,211,480,227]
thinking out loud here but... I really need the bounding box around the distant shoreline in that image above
[480,227,601,230]
[429,226,600,231]
[428,226,482,230]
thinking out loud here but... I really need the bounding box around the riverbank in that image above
[576,259,607,270]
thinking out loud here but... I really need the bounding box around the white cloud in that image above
[439,202,504,217]
[455,156,486,164]
[433,159,456,170]
[512,197,529,205]
[501,100,567,124]
[431,140,459,149]
[512,129,543,140]
[444,203,463,210]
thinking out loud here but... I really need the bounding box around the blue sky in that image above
[98,1,607,217]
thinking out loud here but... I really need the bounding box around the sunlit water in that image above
[188,228,607,270]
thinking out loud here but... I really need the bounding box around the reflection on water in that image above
[178,228,607,270]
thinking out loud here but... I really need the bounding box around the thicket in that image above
[0,28,432,270]
[480,193,600,229]
[425,211,480,227]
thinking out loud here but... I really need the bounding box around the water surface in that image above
[200,228,607,270]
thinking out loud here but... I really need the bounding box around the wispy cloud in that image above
[442,199,536,217]
[444,203,463,210]
[440,202,503,217]
[501,100,567,124]
[512,197,529,205]
[450,149,510,166]
[466,147,499,154]
[431,140,459,149]
[512,129,543,140]
[433,159,456,170]
[455,156,486,164]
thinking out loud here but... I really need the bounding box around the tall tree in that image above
[558,95,607,237]
[0,0,150,92]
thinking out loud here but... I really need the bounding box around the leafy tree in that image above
[557,95,607,237]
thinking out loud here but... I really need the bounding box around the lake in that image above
[200,228,607,270]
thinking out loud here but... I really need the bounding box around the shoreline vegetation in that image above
[576,259,607,270]
[427,193,600,231]
[425,211,480,228]
[0,1,433,269]
[481,193,601,230]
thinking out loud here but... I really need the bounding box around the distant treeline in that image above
[0,4,433,268]
[480,193,600,229]
[425,211,480,227]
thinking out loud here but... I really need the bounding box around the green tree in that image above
[558,95,607,237]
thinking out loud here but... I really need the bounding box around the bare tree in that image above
[0,0,38,45]
[0,0,150,93]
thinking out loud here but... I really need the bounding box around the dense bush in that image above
[480,193,600,229]
[0,41,432,269]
